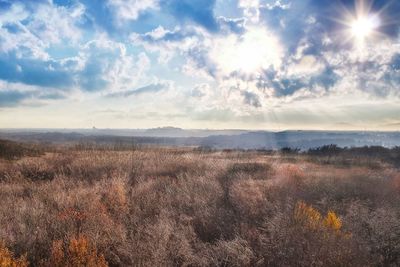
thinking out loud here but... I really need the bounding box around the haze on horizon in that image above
[0,0,400,131]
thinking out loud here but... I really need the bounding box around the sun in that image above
[350,15,379,41]
[335,0,384,47]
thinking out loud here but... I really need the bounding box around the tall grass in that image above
[0,145,399,266]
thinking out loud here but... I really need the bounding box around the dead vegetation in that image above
[0,139,43,160]
[0,144,399,266]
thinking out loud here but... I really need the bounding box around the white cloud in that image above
[0,3,29,25]
[1,0,400,129]
[321,37,400,97]
[107,0,158,23]
[238,0,260,23]
[263,0,291,10]
[238,0,290,23]
[285,55,325,77]
[31,3,85,44]
[131,25,205,64]
[134,24,283,80]
[0,2,85,59]
[79,36,152,93]
[191,83,213,99]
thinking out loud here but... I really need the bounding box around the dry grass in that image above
[0,146,399,266]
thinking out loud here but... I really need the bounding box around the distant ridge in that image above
[144,127,186,137]
[1,129,400,149]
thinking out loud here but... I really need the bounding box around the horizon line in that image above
[0,127,399,133]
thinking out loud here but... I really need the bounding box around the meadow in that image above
[0,141,399,266]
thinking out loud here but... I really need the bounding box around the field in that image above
[0,141,400,266]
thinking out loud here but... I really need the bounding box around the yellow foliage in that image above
[324,211,342,231]
[294,202,342,232]
[294,201,322,229]
[0,242,28,267]
[49,235,108,267]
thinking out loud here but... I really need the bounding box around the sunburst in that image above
[351,15,379,41]
[333,0,389,47]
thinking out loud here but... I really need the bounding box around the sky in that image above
[0,0,400,130]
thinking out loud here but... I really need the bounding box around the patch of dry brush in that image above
[0,146,399,266]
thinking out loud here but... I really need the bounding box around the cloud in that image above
[391,54,400,71]
[0,53,75,89]
[0,80,69,107]
[132,1,399,117]
[217,16,246,34]
[191,83,213,98]
[76,0,400,106]
[106,82,170,98]
[79,0,220,34]
[285,55,325,78]
[107,0,158,23]
[134,24,284,79]
[0,1,85,59]
[1,0,400,129]
[242,91,262,108]
[0,42,150,93]
[257,0,400,50]
[0,90,28,107]
[0,8,152,96]
[76,37,153,93]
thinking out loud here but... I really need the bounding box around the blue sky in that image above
[0,0,400,130]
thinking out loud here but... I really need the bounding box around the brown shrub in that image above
[227,162,273,180]
[17,158,56,181]
[202,238,255,267]
[345,202,400,266]
[0,140,42,160]
[229,179,270,220]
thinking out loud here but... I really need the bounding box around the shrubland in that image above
[0,141,399,266]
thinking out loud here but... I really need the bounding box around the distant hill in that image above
[0,129,399,150]
[0,127,248,138]
[144,127,187,137]
[143,127,248,138]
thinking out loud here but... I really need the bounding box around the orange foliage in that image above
[0,242,28,267]
[49,240,64,267]
[49,235,108,267]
